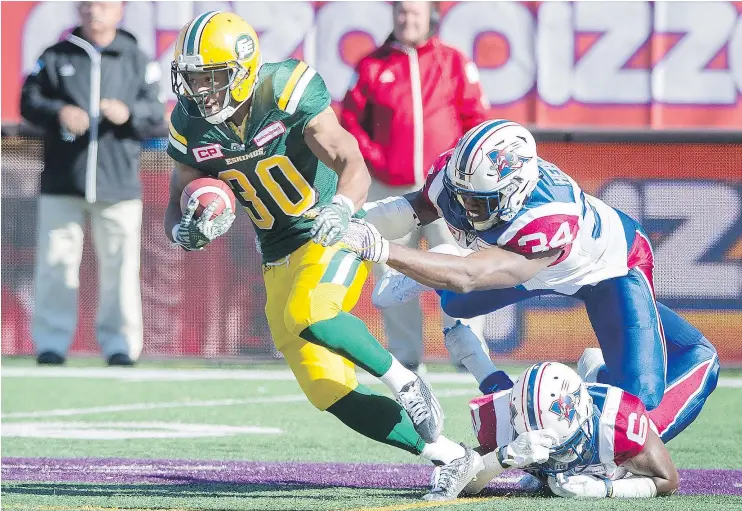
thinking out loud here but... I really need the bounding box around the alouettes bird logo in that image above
[549,389,580,425]
[486,149,528,178]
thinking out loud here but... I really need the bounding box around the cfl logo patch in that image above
[193,144,224,162]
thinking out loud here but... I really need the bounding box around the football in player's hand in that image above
[180,177,236,220]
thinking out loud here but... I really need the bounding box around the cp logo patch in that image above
[549,389,580,425]
[193,144,224,163]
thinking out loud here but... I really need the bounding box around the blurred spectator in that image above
[341,1,490,372]
[20,1,164,366]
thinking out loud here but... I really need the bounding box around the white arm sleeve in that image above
[361,196,421,240]
[608,477,658,498]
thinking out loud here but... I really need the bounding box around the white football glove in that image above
[174,196,235,251]
[462,429,556,496]
[548,473,609,499]
[308,195,353,247]
[342,218,390,264]
[501,429,558,468]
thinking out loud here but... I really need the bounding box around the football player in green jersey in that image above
[163,11,483,500]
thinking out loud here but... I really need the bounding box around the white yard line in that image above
[0,366,482,384]
[1,395,307,419]
[1,388,474,420]
[3,366,741,387]
[1,367,301,382]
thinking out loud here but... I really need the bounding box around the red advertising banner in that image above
[2,1,742,128]
[2,138,740,364]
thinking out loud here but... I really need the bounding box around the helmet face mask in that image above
[444,172,523,230]
[540,410,596,474]
[172,61,252,122]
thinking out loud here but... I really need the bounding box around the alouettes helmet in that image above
[510,362,596,473]
[444,119,539,230]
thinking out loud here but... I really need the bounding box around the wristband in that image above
[332,194,355,214]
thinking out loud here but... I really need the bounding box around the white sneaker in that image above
[397,376,443,443]
[461,450,498,496]
[577,348,605,383]
[424,445,485,501]
[372,244,461,309]
[372,268,431,309]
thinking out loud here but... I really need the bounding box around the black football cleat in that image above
[36,351,66,365]
[107,353,135,366]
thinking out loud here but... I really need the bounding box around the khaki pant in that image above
[32,194,143,360]
[368,180,484,367]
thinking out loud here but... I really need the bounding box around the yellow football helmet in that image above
[172,11,262,124]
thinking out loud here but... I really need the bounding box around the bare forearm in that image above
[335,156,371,211]
[304,108,371,211]
[387,243,474,292]
[621,431,679,497]
[386,243,558,293]
[164,202,181,242]
[650,476,676,496]
[164,163,203,242]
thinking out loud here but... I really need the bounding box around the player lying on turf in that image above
[463,361,697,499]
[342,119,719,426]
[163,11,481,501]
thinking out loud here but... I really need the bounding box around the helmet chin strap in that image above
[471,215,499,231]
[205,105,237,125]
[205,93,251,125]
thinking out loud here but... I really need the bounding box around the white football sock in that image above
[461,351,499,385]
[379,357,417,396]
[421,436,467,465]
[444,322,496,385]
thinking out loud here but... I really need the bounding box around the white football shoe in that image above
[424,445,485,501]
[577,348,606,383]
[372,269,431,309]
[372,244,461,309]
[397,376,444,443]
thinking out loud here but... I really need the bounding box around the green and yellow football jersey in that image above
[167,59,337,263]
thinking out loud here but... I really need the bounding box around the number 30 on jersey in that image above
[219,155,316,230]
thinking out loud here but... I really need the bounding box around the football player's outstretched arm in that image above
[619,429,679,496]
[386,243,560,293]
[464,429,556,495]
[362,189,440,241]
[548,428,678,499]
[304,106,371,211]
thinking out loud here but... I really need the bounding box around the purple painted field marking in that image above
[2,458,741,496]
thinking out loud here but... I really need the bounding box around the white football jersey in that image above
[424,152,648,295]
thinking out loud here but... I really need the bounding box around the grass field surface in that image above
[2,357,741,510]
